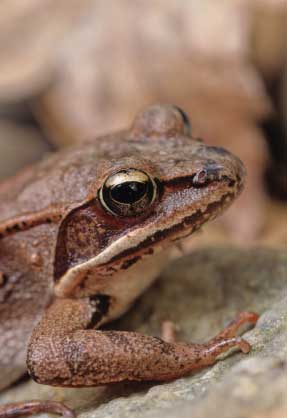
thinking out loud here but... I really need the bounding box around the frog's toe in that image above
[211,311,259,341]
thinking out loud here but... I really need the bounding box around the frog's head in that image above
[54,105,245,305]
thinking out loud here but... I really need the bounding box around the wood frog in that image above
[0,105,258,418]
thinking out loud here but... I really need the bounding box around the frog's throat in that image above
[54,191,235,297]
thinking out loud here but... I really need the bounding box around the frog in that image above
[0,104,258,418]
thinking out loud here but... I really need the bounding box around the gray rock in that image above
[0,247,286,418]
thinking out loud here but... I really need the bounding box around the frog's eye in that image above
[99,169,157,217]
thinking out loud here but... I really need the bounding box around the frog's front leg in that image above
[26,298,258,387]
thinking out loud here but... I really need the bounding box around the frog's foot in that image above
[211,311,259,340]
[159,311,258,370]
[188,311,259,369]
[0,400,75,418]
[161,311,258,345]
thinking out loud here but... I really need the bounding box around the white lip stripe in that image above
[54,191,228,295]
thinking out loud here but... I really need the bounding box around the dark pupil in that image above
[110,181,147,204]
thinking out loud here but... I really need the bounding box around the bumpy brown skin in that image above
[0,105,258,418]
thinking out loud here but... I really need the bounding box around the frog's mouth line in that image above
[100,191,234,269]
[55,190,236,297]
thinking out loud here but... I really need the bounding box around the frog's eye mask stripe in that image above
[102,191,235,269]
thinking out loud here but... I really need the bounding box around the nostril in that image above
[192,164,224,187]
[193,169,208,186]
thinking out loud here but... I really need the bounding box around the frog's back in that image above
[0,140,107,222]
